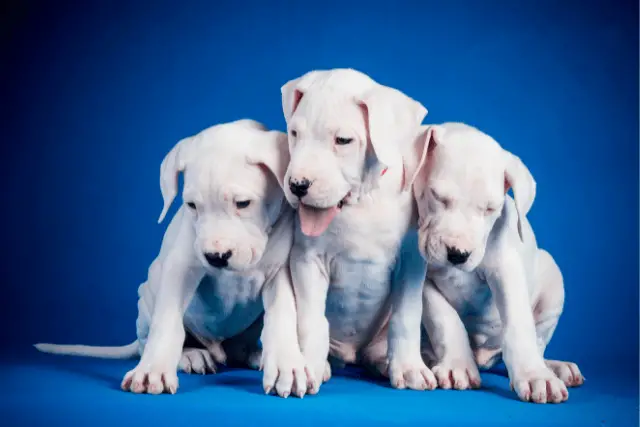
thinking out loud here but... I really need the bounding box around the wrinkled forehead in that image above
[289,91,366,137]
[430,143,505,203]
[183,151,272,200]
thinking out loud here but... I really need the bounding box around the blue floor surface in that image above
[2,350,637,427]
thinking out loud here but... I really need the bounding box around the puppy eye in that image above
[485,206,496,216]
[235,200,251,209]
[186,202,197,210]
[335,137,353,145]
[290,130,298,138]
[430,189,450,208]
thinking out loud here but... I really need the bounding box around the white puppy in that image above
[411,122,584,403]
[280,68,436,396]
[35,120,305,397]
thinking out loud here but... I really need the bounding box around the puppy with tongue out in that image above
[297,194,345,236]
[280,68,438,397]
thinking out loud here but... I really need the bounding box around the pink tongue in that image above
[298,205,339,237]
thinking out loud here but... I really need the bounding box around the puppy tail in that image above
[33,340,140,359]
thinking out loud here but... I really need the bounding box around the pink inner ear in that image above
[257,163,276,182]
[292,90,304,114]
[423,131,437,175]
[428,130,437,153]
[358,101,371,137]
[425,127,441,161]
[504,177,511,194]
[358,102,377,159]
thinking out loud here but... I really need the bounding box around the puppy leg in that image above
[423,280,481,390]
[534,249,584,387]
[387,232,437,391]
[487,250,568,404]
[121,220,205,395]
[290,247,330,395]
[260,266,308,398]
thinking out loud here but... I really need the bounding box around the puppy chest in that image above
[332,197,411,252]
[430,268,494,317]
[325,260,392,340]
[328,222,406,264]
[184,273,264,339]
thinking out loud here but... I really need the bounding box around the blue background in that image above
[2,0,637,426]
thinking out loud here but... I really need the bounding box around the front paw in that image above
[545,359,584,387]
[301,356,329,395]
[322,360,332,382]
[510,366,569,403]
[261,349,308,399]
[431,358,481,390]
[121,363,179,395]
[389,358,437,391]
[178,348,217,374]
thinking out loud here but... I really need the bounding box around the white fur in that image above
[35,120,305,397]
[413,122,584,403]
[280,68,435,396]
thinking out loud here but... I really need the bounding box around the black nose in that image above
[204,250,232,268]
[446,246,470,265]
[289,178,311,198]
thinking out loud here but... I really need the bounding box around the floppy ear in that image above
[246,130,290,190]
[504,151,536,241]
[158,136,197,224]
[405,125,443,193]
[357,85,428,182]
[281,71,321,123]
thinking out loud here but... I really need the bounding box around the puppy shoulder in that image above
[483,197,530,269]
[157,207,191,258]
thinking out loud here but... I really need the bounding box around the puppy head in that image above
[280,68,427,237]
[158,119,289,272]
[412,123,536,271]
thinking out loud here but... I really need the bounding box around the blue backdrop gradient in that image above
[1,1,638,425]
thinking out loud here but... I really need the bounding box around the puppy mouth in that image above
[298,194,349,237]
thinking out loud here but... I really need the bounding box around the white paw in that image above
[178,348,216,374]
[204,341,228,365]
[432,358,482,390]
[302,356,328,395]
[431,359,481,390]
[510,366,569,403]
[261,349,308,398]
[389,358,437,391]
[121,363,179,395]
[323,360,332,382]
[546,359,584,387]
